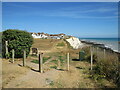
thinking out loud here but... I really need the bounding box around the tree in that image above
[2,29,33,58]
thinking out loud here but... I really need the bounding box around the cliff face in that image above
[66,37,84,49]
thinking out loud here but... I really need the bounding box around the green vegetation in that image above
[31,59,38,64]
[50,60,58,64]
[28,54,38,57]
[58,56,64,64]
[50,65,57,69]
[43,56,51,63]
[31,56,51,64]
[81,47,120,87]
[49,81,54,86]
[2,29,33,58]
[57,42,65,46]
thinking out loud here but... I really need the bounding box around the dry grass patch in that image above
[32,39,60,50]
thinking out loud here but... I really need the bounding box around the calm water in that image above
[79,38,119,52]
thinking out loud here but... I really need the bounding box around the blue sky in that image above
[2,2,118,38]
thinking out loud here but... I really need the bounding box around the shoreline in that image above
[65,36,119,54]
[80,39,120,54]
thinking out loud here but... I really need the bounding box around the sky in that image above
[2,2,118,38]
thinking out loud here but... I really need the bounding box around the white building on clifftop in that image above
[30,32,66,39]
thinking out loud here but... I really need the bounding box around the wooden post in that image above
[96,47,98,60]
[23,50,26,66]
[90,46,93,70]
[104,49,106,59]
[5,41,8,58]
[67,53,70,71]
[39,53,43,73]
[12,49,14,63]
[37,48,39,56]
[57,60,60,70]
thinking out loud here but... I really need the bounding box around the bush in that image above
[2,29,33,58]
[82,46,120,87]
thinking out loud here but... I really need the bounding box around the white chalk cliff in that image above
[66,37,84,49]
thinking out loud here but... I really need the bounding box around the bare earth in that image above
[2,39,116,88]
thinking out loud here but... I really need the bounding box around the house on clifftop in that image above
[30,32,66,39]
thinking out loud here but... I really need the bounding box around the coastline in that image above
[80,39,120,54]
[66,36,120,54]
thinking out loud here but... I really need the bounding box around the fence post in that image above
[90,46,93,70]
[67,53,70,71]
[5,41,8,58]
[12,49,14,63]
[57,60,60,70]
[39,53,43,73]
[96,47,99,60]
[23,50,26,66]
[104,49,106,59]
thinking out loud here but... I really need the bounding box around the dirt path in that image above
[3,59,115,88]
[4,68,59,88]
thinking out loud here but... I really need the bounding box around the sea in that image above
[79,38,119,53]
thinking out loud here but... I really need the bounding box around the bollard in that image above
[23,50,26,66]
[67,53,70,71]
[12,49,14,63]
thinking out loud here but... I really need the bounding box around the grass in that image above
[43,56,51,63]
[49,81,54,86]
[31,59,38,64]
[50,60,58,64]
[58,56,64,63]
[29,54,37,57]
[50,65,57,69]
[32,39,60,50]
[57,42,65,46]
[31,56,51,64]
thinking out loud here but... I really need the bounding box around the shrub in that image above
[82,46,120,87]
[2,29,33,58]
